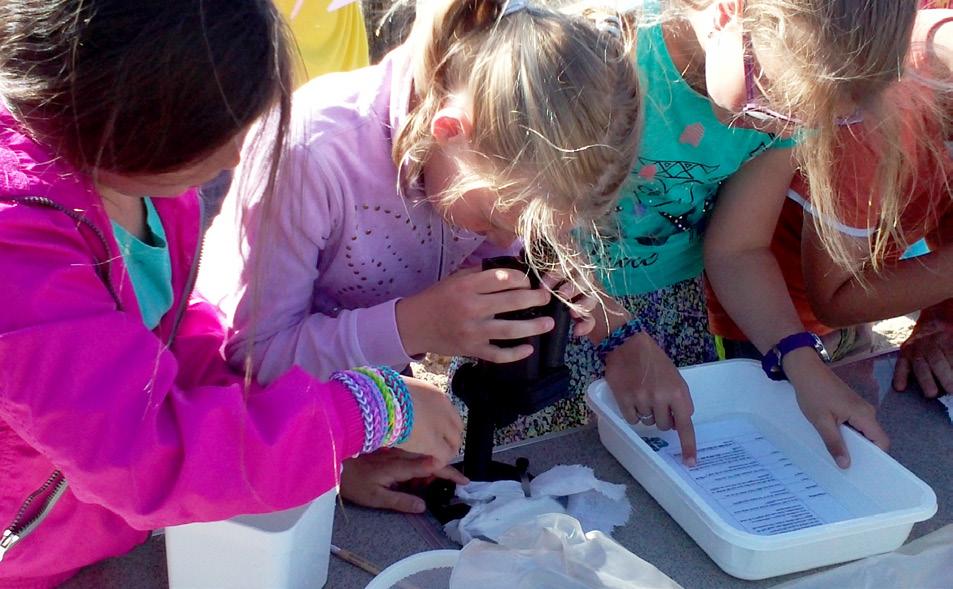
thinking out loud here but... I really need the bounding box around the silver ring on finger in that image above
[637,412,655,426]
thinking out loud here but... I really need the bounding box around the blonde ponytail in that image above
[394,0,643,302]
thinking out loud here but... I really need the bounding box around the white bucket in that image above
[165,490,337,589]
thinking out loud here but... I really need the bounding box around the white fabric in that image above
[444,465,631,545]
[450,513,681,589]
[774,524,953,589]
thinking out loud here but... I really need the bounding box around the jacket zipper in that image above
[10,196,123,304]
[166,195,206,345]
[0,472,67,562]
[0,195,205,562]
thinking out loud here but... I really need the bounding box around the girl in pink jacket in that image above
[0,1,461,587]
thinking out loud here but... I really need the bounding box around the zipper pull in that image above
[0,529,21,563]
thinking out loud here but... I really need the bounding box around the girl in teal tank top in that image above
[505,1,912,471]
[494,7,784,449]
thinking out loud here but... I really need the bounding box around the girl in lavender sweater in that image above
[201,0,644,513]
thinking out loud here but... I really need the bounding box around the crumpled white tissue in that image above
[449,513,681,589]
[938,395,953,423]
[444,465,631,545]
[773,523,953,589]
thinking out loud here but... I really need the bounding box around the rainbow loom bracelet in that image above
[354,367,401,447]
[330,370,377,454]
[379,366,414,445]
[347,370,388,450]
[376,370,405,447]
[380,386,405,447]
[380,368,413,445]
[353,370,390,448]
[595,317,644,365]
[378,368,409,444]
[378,370,409,445]
[362,368,395,422]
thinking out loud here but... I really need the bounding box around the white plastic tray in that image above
[586,359,937,580]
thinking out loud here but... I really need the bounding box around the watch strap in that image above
[761,332,830,381]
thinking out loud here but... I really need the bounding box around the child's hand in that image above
[893,313,953,398]
[542,273,598,337]
[396,267,555,362]
[396,377,463,465]
[340,448,469,513]
[604,332,697,466]
[786,349,890,468]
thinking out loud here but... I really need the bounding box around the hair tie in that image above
[502,0,529,17]
[597,15,623,40]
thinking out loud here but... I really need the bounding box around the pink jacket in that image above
[0,111,365,588]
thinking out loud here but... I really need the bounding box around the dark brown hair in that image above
[0,0,293,175]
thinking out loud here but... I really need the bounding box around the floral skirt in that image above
[450,276,717,446]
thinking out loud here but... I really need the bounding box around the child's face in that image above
[431,182,576,250]
[701,5,859,135]
[423,137,521,247]
[435,188,523,248]
[702,11,795,134]
[95,131,246,198]
[424,97,577,247]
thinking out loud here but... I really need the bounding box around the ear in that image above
[430,105,473,145]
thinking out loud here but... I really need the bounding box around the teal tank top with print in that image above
[589,16,793,296]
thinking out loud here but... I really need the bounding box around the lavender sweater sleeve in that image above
[199,143,414,384]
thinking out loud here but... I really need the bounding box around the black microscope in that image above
[426,253,574,522]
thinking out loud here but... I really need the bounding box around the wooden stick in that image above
[329,544,425,589]
[329,543,381,576]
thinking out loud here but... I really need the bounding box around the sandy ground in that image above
[411,318,915,388]
[872,315,917,350]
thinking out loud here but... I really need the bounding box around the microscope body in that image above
[451,255,574,481]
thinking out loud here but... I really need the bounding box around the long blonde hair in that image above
[752,0,919,274]
[394,0,643,297]
[675,0,921,274]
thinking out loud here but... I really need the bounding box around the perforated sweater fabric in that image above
[199,47,514,383]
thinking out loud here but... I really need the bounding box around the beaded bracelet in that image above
[348,370,388,449]
[595,317,643,365]
[330,371,378,454]
[378,366,414,445]
[354,367,402,447]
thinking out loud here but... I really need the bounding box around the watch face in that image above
[762,348,787,381]
[811,333,832,363]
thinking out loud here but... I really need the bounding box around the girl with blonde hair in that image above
[700,0,920,467]
[201,0,642,512]
[708,9,953,399]
[560,0,915,471]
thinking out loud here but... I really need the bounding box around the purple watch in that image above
[761,332,831,381]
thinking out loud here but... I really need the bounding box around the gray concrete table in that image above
[61,352,952,588]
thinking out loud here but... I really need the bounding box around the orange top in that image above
[708,13,953,340]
